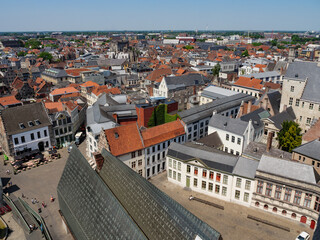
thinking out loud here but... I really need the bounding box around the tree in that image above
[212,63,221,79]
[277,121,302,152]
[17,51,27,57]
[270,39,278,47]
[183,45,194,50]
[258,48,263,51]
[38,52,53,61]
[241,49,249,57]
[25,39,42,49]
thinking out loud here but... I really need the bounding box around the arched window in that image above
[255,202,260,207]
[291,213,296,219]
[273,207,277,212]
[264,204,268,210]
[282,210,287,215]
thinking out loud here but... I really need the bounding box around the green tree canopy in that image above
[147,104,180,127]
[252,42,262,46]
[25,39,42,49]
[270,39,278,46]
[183,45,194,50]
[277,121,302,153]
[17,51,27,57]
[241,49,249,57]
[38,52,53,61]
[212,63,221,77]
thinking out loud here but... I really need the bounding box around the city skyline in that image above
[0,0,319,32]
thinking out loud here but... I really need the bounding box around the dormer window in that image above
[28,121,34,127]
[115,132,119,139]
[19,123,26,129]
[35,119,41,125]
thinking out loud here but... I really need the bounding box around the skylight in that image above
[19,123,26,129]
[35,119,41,125]
[28,121,34,127]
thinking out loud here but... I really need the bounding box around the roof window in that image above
[28,121,34,127]
[19,123,26,129]
[35,119,41,125]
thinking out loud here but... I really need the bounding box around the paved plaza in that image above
[150,172,314,240]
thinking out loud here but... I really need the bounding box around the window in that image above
[131,161,136,169]
[173,160,176,169]
[178,173,181,182]
[30,133,35,140]
[28,121,34,127]
[235,190,240,200]
[194,167,198,175]
[138,159,142,166]
[265,183,273,197]
[245,180,251,190]
[222,187,227,196]
[152,155,155,163]
[162,151,165,158]
[275,185,282,199]
[37,131,41,138]
[157,145,160,151]
[293,191,302,205]
[202,181,206,189]
[168,158,172,167]
[209,171,214,180]
[256,180,263,194]
[187,165,191,173]
[21,136,25,143]
[226,134,229,141]
[194,178,198,187]
[237,138,241,145]
[289,97,293,106]
[157,153,160,160]
[236,151,239,156]
[152,146,155,152]
[19,123,26,129]
[290,86,294,92]
[216,173,221,182]
[208,183,213,191]
[147,168,150,177]
[138,170,143,176]
[295,99,300,106]
[168,169,172,178]
[309,103,314,110]
[244,192,249,202]
[307,118,311,124]
[223,175,228,184]
[236,178,242,188]
[312,161,315,166]
[131,152,136,158]
[231,136,235,143]
[215,185,220,194]
[162,142,165,149]
[304,193,312,208]
[14,138,19,144]
[138,150,142,156]
[314,196,320,212]
[284,188,292,202]
[202,170,207,178]
[230,149,234,155]
[225,147,228,153]
[173,171,176,180]
[147,148,150,155]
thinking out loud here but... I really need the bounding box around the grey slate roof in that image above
[242,71,280,79]
[196,132,223,149]
[57,145,221,240]
[267,90,281,115]
[164,73,210,91]
[257,155,318,184]
[232,157,259,179]
[179,93,255,124]
[268,106,296,129]
[209,113,249,136]
[201,85,237,100]
[285,61,320,103]
[168,142,238,173]
[1,102,51,135]
[240,108,268,130]
[293,139,320,161]
[42,68,67,78]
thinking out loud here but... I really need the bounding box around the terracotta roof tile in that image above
[0,95,21,107]
[234,76,263,90]
[50,87,79,96]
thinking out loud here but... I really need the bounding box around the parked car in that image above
[296,231,310,240]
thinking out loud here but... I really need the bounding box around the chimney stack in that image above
[247,100,252,113]
[266,132,274,152]
[94,153,104,171]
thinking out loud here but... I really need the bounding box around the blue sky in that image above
[0,0,319,32]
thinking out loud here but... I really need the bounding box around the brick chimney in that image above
[247,100,252,113]
[266,132,274,152]
[94,153,104,171]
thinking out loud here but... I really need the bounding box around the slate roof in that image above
[257,155,319,184]
[268,106,296,129]
[240,108,268,130]
[201,85,237,100]
[164,73,210,91]
[209,113,249,136]
[57,145,221,240]
[267,90,281,115]
[232,156,259,179]
[179,93,255,124]
[42,68,67,78]
[196,132,223,149]
[285,61,320,103]
[292,139,320,161]
[168,142,238,173]
[1,102,51,135]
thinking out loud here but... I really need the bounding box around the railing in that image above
[2,194,30,233]
[18,197,53,240]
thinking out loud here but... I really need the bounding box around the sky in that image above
[0,0,319,32]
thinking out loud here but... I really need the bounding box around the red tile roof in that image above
[141,120,185,148]
[44,102,64,113]
[234,76,263,90]
[50,87,79,96]
[146,68,172,81]
[80,81,99,88]
[104,123,144,156]
[0,95,21,107]
[65,68,92,77]
[91,86,121,96]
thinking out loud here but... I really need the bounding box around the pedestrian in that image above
[31,198,34,204]
[50,195,54,202]
[22,193,25,198]
[42,201,46,208]
[29,224,33,231]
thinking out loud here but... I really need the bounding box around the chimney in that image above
[266,132,274,152]
[94,153,104,171]
[247,100,252,113]
[283,104,287,111]
[193,85,196,95]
